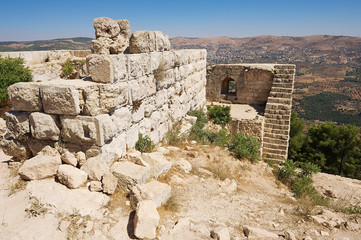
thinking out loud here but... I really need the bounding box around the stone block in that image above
[89,181,102,192]
[57,164,88,189]
[130,180,171,208]
[243,226,279,239]
[82,85,100,116]
[100,133,127,161]
[112,54,128,82]
[211,227,230,240]
[112,107,131,134]
[4,111,30,139]
[102,172,118,195]
[141,152,172,179]
[61,151,78,166]
[41,84,80,115]
[18,155,61,180]
[111,161,149,191]
[29,112,60,141]
[126,124,139,149]
[8,82,42,111]
[27,138,55,156]
[129,31,170,53]
[95,114,116,143]
[0,138,31,161]
[80,155,109,181]
[133,200,160,239]
[87,55,114,84]
[98,82,128,113]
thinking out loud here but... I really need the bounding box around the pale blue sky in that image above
[1,0,360,41]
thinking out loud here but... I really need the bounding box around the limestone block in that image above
[149,52,162,73]
[89,181,102,192]
[109,35,128,54]
[243,226,279,239]
[61,151,78,166]
[116,19,131,39]
[95,114,116,143]
[133,200,160,239]
[172,50,189,66]
[111,54,128,82]
[80,155,109,181]
[76,151,87,167]
[126,124,139,149]
[27,138,55,156]
[98,82,128,112]
[87,55,114,84]
[112,107,131,134]
[111,161,149,191]
[4,111,30,139]
[37,145,60,157]
[82,85,100,116]
[93,17,120,38]
[129,31,170,53]
[8,82,42,111]
[91,37,111,55]
[102,172,118,195]
[41,84,80,115]
[29,112,60,141]
[132,102,145,123]
[57,164,88,189]
[18,155,61,180]
[130,180,171,208]
[141,152,172,179]
[0,138,31,161]
[211,227,230,240]
[128,54,149,79]
[173,158,192,173]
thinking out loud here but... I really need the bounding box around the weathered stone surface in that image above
[129,31,170,53]
[130,180,171,208]
[102,172,118,195]
[284,230,296,240]
[41,84,80,115]
[61,151,78,166]
[8,82,42,111]
[116,19,131,39]
[126,124,139,149]
[91,38,112,55]
[109,35,128,54]
[26,179,110,216]
[87,55,114,83]
[98,83,128,112]
[18,155,61,180]
[133,200,160,239]
[111,161,149,191]
[76,151,87,167]
[173,158,192,173]
[37,145,60,157]
[80,155,108,181]
[89,181,102,192]
[211,227,230,240]
[29,112,60,141]
[0,138,31,161]
[4,111,30,139]
[27,138,55,156]
[112,107,131,134]
[243,226,279,239]
[142,152,172,179]
[93,17,120,39]
[57,164,87,189]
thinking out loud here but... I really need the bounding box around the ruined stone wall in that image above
[5,49,207,161]
[206,64,295,162]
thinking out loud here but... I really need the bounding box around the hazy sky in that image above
[1,0,360,41]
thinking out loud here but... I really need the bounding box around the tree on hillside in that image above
[288,110,305,161]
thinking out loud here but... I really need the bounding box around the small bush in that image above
[188,109,208,128]
[277,159,297,185]
[229,134,260,162]
[207,105,231,125]
[61,58,74,79]
[135,134,154,153]
[188,109,209,143]
[0,57,32,101]
[292,176,317,198]
[207,129,231,147]
[297,162,320,177]
[166,123,182,145]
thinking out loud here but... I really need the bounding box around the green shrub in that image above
[297,162,320,177]
[207,105,231,125]
[135,134,154,153]
[292,176,318,198]
[61,58,74,79]
[166,123,182,145]
[207,129,231,147]
[229,133,260,162]
[0,57,32,101]
[188,109,209,143]
[188,109,208,128]
[277,159,297,185]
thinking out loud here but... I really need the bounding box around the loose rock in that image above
[18,155,61,180]
[57,164,88,189]
[133,200,160,239]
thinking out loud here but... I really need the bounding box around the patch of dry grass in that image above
[25,198,48,218]
[8,179,27,196]
[107,188,131,212]
[163,190,181,213]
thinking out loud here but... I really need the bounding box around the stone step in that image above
[270,87,293,93]
[263,137,289,145]
[263,142,288,151]
[263,147,287,156]
[263,152,287,161]
[269,92,292,99]
[267,97,292,105]
[264,127,289,135]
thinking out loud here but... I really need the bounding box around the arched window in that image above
[221,78,236,96]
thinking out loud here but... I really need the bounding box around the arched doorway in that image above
[221,77,236,96]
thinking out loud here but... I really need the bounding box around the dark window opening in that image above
[221,78,236,96]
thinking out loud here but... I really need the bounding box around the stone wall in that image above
[5,49,207,161]
[206,64,295,162]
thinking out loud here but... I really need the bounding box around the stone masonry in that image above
[206,64,295,162]
[4,18,207,163]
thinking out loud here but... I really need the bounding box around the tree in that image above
[0,57,32,102]
[288,110,305,161]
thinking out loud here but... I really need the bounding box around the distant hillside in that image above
[0,37,92,52]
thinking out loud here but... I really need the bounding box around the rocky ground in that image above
[0,138,360,240]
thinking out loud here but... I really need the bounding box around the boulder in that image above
[243,226,279,239]
[61,151,78,166]
[76,151,87,167]
[129,31,170,53]
[173,158,192,173]
[27,138,55,156]
[0,138,31,161]
[18,155,61,180]
[130,180,171,208]
[109,35,129,54]
[102,172,118,195]
[93,17,120,39]
[57,164,88,189]
[111,161,149,191]
[133,200,160,239]
[211,227,230,240]
[142,152,172,179]
[91,37,112,55]
[116,19,131,39]
[37,145,60,157]
[29,112,60,141]
[87,55,114,83]
[80,155,108,181]
[8,82,42,111]
[89,181,102,192]
[284,230,296,240]
[4,111,30,139]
